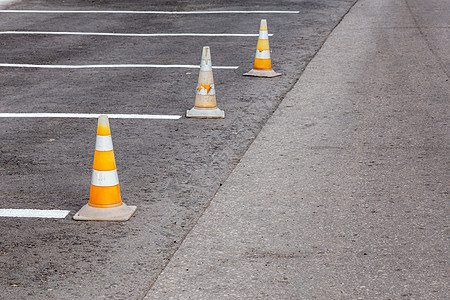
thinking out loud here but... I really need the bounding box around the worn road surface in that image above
[0,0,360,299]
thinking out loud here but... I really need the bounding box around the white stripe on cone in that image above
[95,135,114,151]
[200,60,212,71]
[91,169,119,186]
[255,49,271,59]
[259,30,269,39]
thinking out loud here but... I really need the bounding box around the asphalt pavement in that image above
[146,0,449,298]
[0,0,359,299]
[1,0,447,299]
[0,1,17,9]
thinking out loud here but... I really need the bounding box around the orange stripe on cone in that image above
[73,115,136,221]
[254,58,272,70]
[93,150,116,171]
[89,185,122,208]
[97,122,111,136]
[244,19,281,78]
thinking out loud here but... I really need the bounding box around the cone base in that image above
[186,107,225,119]
[73,203,137,221]
[243,69,282,78]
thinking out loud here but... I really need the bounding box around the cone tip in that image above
[97,115,111,135]
[260,19,268,30]
[202,46,211,60]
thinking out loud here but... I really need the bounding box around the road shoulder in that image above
[145,0,449,298]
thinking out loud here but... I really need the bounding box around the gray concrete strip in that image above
[145,0,449,298]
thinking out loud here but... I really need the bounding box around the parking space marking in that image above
[0,63,239,69]
[0,209,70,219]
[0,113,182,119]
[0,31,273,37]
[0,10,299,14]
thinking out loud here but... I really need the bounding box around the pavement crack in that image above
[404,0,449,78]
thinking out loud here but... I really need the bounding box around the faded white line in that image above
[0,31,273,37]
[0,209,70,219]
[0,63,239,69]
[0,113,182,119]
[0,10,299,14]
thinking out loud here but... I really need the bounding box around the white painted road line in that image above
[0,10,299,14]
[0,31,273,37]
[0,209,70,219]
[0,63,239,69]
[0,113,182,119]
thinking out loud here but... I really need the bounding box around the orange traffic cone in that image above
[186,46,225,118]
[244,19,281,78]
[73,115,136,221]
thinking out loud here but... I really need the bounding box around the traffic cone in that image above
[73,115,136,221]
[244,19,281,78]
[186,46,225,118]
